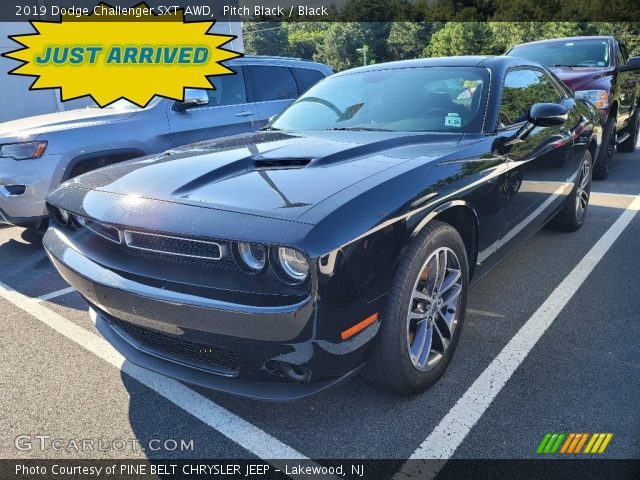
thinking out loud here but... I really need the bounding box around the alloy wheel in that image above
[406,247,463,372]
[575,157,591,222]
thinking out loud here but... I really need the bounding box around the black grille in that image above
[106,315,239,376]
[125,230,222,260]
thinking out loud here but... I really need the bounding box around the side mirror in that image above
[174,89,209,112]
[503,103,568,147]
[618,56,640,72]
[528,103,568,127]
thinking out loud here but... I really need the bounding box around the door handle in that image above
[236,111,254,117]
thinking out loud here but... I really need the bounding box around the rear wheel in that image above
[549,150,592,232]
[364,221,469,394]
[593,117,615,180]
[617,108,639,153]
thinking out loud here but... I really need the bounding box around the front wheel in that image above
[364,221,469,394]
[549,150,592,232]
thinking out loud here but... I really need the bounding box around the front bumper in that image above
[0,154,65,226]
[43,227,370,400]
[91,307,362,401]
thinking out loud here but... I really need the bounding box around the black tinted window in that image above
[206,68,247,106]
[292,68,326,94]
[251,66,298,101]
[508,39,610,67]
[272,67,489,133]
[500,69,561,128]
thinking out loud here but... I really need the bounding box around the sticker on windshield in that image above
[445,113,462,128]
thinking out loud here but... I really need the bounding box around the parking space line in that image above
[591,191,640,200]
[0,280,316,466]
[403,195,640,461]
[36,286,76,302]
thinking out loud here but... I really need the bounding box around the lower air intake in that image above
[105,314,239,376]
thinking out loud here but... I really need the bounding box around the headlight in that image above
[235,242,267,273]
[276,247,309,283]
[0,141,47,160]
[574,90,609,110]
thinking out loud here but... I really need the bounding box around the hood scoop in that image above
[250,157,313,170]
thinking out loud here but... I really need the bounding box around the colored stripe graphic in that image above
[538,433,612,454]
[597,433,613,453]
[537,434,551,454]
[559,433,575,453]
[574,433,589,453]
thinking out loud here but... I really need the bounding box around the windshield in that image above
[270,67,489,133]
[508,39,611,68]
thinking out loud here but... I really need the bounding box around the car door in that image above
[167,66,260,147]
[495,68,575,258]
[247,65,300,128]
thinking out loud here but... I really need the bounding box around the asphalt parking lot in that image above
[1,148,639,467]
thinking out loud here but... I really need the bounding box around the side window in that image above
[499,69,562,128]
[250,66,298,101]
[205,67,247,106]
[292,68,326,94]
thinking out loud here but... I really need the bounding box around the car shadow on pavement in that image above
[120,368,251,461]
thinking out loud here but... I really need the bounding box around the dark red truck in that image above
[507,36,640,179]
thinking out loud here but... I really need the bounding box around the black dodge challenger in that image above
[43,56,602,400]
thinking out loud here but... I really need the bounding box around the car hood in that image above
[0,107,136,141]
[65,130,466,221]
[549,66,614,91]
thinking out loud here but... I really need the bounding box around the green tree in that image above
[426,22,495,57]
[387,22,439,60]
[594,22,640,55]
[340,0,411,21]
[285,23,328,59]
[243,22,288,56]
[491,0,563,21]
[314,22,393,70]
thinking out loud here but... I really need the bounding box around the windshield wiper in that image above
[259,126,282,131]
[327,126,393,132]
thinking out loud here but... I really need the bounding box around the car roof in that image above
[511,36,614,49]
[333,55,542,76]
[228,55,331,70]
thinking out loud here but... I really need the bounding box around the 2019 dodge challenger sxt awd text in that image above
[43,56,602,400]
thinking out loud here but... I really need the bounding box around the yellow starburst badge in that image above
[2,2,242,107]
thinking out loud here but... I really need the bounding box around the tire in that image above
[617,108,639,153]
[549,150,592,232]
[364,220,469,394]
[593,117,615,180]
